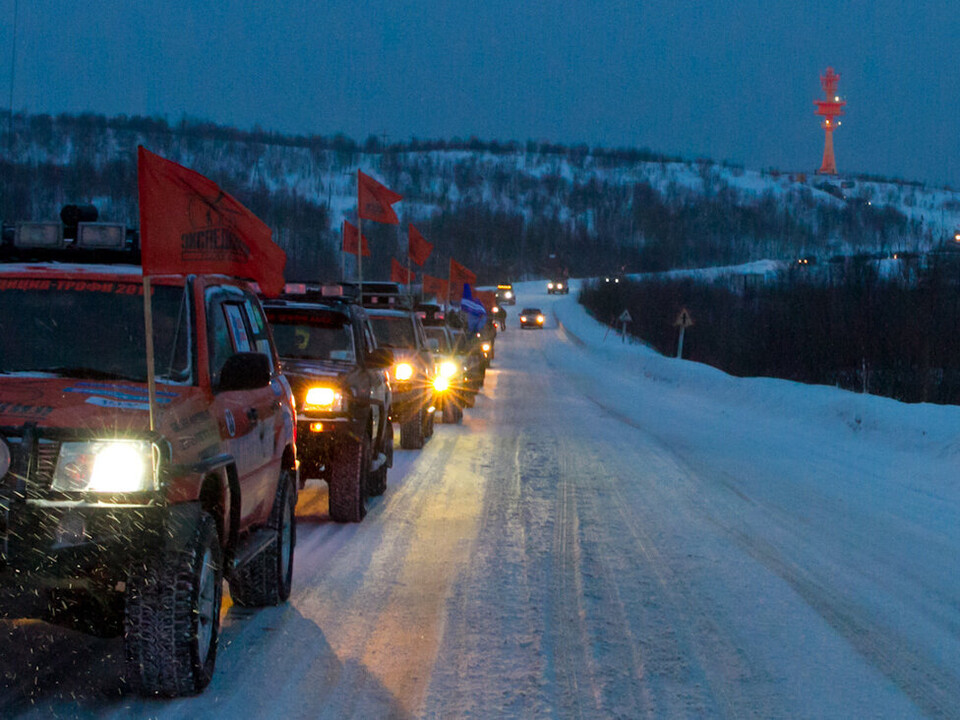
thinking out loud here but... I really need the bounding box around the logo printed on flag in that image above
[358,171,403,225]
[137,146,286,296]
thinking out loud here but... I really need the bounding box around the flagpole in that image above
[142,275,157,432]
[356,170,363,295]
[404,223,412,296]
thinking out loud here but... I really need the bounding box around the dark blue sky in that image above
[3,1,959,186]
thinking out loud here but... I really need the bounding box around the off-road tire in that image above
[424,406,435,438]
[230,471,297,606]
[124,512,222,697]
[443,397,463,424]
[329,436,368,522]
[367,461,387,497]
[400,408,424,449]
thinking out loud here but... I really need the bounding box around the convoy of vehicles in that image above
[0,209,515,696]
[366,307,438,449]
[264,294,394,523]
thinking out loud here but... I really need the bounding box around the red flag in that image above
[476,290,497,312]
[390,258,414,284]
[358,170,402,224]
[449,259,477,302]
[342,220,371,257]
[137,146,286,296]
[422,274,448,300]
[408,224,433,266]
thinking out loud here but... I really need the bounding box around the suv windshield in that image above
[424,326,451,353]
[369,315,416,349]
[0,281,192,383]
[268,310,356,362]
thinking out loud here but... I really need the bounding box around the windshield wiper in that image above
[37,366,143,382]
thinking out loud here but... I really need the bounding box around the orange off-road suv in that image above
[0,242,297,697]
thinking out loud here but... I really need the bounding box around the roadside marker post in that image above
[618,309,633,343]
[674,308,694,358]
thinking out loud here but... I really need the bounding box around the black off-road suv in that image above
[0,224,298,697]
[263,293,393,523]
[366,307,438,449]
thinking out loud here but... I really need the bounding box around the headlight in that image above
[520,315,527,322]
[433,375,449,392]
[547,282,554,289]
[481,342,491,353]
[504,291,513,299]
[537,315,544,324]
[304,386,345,412]
[439,360,458,379]
[557,283,564,289]
[52,440,157,493]
[394,362,414,381]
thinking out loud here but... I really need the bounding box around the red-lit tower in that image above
[814,67,845,175]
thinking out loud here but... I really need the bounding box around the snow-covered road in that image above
[4,279,960,718]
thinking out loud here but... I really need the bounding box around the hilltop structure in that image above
[814,67,846,175]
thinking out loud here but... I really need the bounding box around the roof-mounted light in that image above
[15,222,64,249]
[77,222,127,249]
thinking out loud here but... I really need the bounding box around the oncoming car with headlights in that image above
[0,253,297,697]
[263,297,393,522]
[546,278,569,294]
[519,307,546,328]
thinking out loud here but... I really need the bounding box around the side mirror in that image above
[366,347,394,369]
[218,352,272,392]
[426,338,440,352]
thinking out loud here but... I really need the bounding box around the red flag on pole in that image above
[390,258,415,284]
[449,258,477,302]
[408,224,433,266]
[137,146,286,296]
[358,170,402,224]
[342,220,371,257]
[422,274,448,300]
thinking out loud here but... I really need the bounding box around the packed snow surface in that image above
[3,277,960,718]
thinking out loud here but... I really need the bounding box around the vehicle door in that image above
[360,314,390,445]
[206,285,282,527]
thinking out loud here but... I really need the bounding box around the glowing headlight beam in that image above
[439,360,458,378]
[395,362,414,381]
[305,387,337,407]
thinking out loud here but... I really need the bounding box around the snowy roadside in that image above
[528,277,960,462]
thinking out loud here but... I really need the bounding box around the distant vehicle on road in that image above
[496,283,516,305]
[547,279,569,294]
[519,307,546,329]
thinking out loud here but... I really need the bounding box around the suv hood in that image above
[278,358,352,381]
[0,376,201,434]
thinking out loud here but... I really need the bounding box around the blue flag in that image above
[460,284,487,332]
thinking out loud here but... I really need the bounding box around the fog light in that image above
[309,422,324,432]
